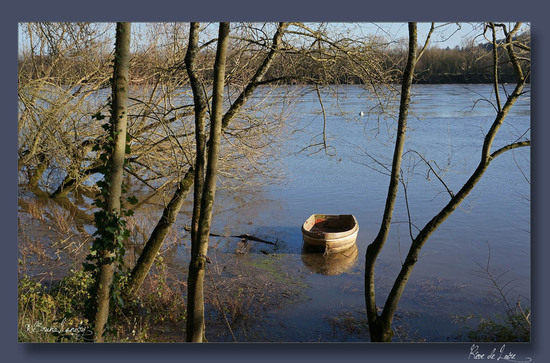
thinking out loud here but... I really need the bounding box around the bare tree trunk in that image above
[93,22,131,342]
[379,23,529,337]
[186,22,208,252]
[365,22,418,342]
[186,22,230,343]
[120,23,207,301]
[364,22,529,342]
[185,23,209,342]
[122,22,289,301]
[124,168,195,299]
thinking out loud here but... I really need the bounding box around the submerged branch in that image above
[183,225,278,246]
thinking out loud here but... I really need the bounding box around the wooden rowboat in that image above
[301,214,359,253]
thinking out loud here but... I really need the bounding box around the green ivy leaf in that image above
[82,262,95,271]
[92,112,105,121]
[127,196,138,205]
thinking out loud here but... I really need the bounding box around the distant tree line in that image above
[413,33,531,83]
[18,29,530,86]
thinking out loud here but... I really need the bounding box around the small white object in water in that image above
[359,111,364,117]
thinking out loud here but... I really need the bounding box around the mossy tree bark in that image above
[364,22,530,342]
[27,153,48,190]
[186,22,230,342]
[92,22,131,342]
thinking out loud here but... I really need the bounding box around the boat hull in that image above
[301,214,359,253]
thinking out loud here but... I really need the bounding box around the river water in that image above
[20,83,530,342]
[189,84,530,341]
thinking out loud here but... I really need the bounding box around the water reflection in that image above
[18,84,531,341]
[301,243,358,276]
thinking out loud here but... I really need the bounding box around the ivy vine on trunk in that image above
[83,22,134,342]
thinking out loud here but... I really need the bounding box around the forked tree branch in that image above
[377,22,530,336]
